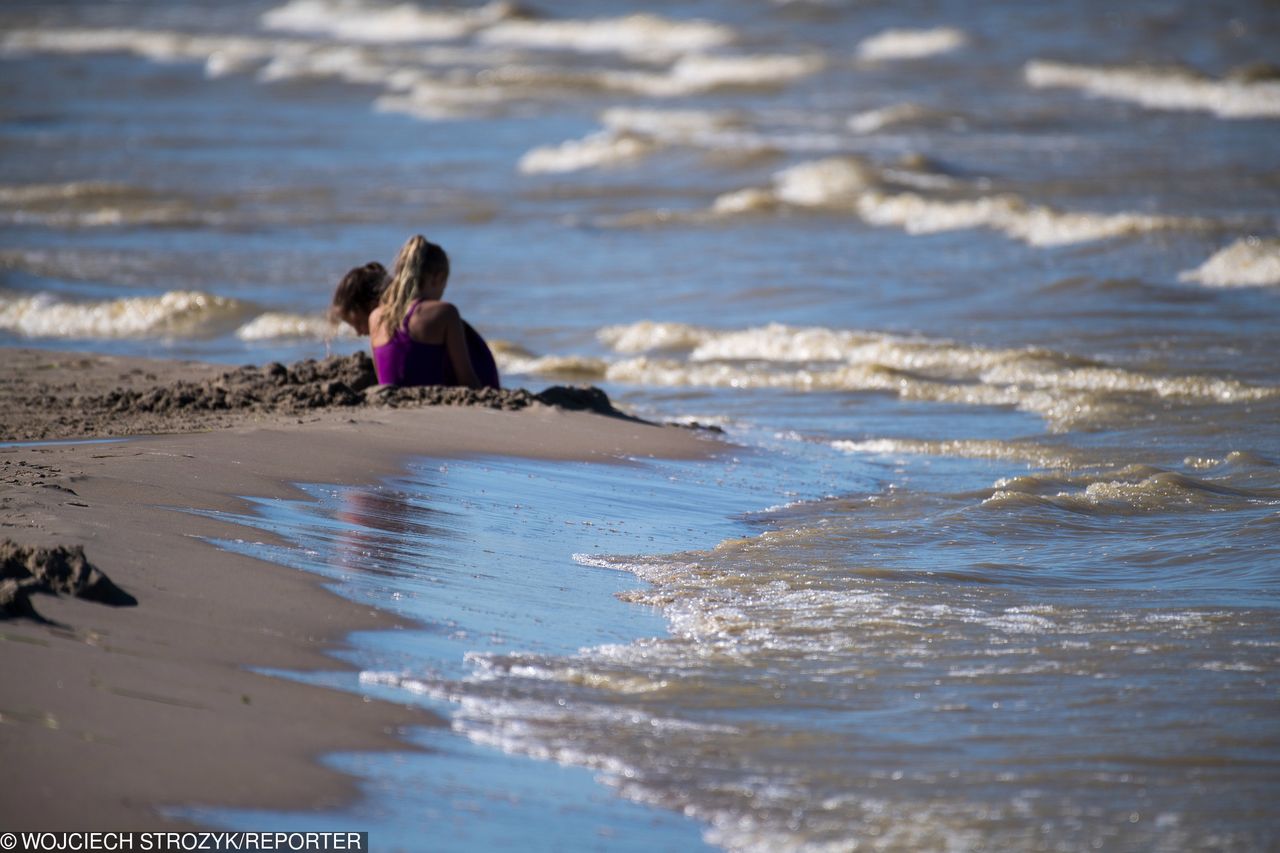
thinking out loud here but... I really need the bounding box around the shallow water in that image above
[4,0,1279,848]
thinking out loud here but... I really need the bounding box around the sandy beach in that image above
[5,0,1278,846]
[0,347,713,829]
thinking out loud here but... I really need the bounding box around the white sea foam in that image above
[374,76,512,119]
[1179,238,1280,287]
[855,190,1206,247]
[498,353,608,379]
[847,102,938,133]
[597,321,714,353]
[856,27,967,62]
[585,321,1280,429]
[518,130,657,174]
[771,157,880,207]
[0,181,216,228]
[601,53,824,97]
[0,291,248,339]
[984,468,1279,514]
[705,157,1209,247]
[0,27,299,81]
[262,0,516,43]
[0,181,131,205]
[832,438,1078,468]
[478,13,733,59]
[1025,60,1280,119]
[710,188,779,215]
[600,107,742,139]
[234,312,355,341]
[520,108,762,174]
[0,25,474,89]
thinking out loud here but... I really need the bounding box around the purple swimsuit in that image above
[372,299,449,386]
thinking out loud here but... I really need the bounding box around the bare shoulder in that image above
[368,305,389,345]
[407,300,460,343]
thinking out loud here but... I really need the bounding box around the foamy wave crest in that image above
[984,466,1280,515]
[518,130,657,174]
[478,13,733,59]
[847,102,946,134]
[262,0,517,43]
[601,52,824,97]
[1025,61,1280,119]
[0,27,305,81]
[0,291,250,339]
[832,438,1079,469]
[770,156,881,206]
[374,76,513,120]
[597,321,714,353]
[0,181,217,228]
[856,27,967,62]
[520,109,753,174]
[600,107,743,139]
[856,190,1205,247]
[497,353,608,379]
[234,312,356,341]
[704,157,1209,246]
[488,341,612,378]
[586,321,1279,430]
[1179,237,1280,288]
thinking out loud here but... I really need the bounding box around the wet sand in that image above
[0,347,714,829]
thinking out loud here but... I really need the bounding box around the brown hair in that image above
[379,235,450,337]
[330,261,387,324]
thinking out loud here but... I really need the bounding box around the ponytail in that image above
[380,235,449,336]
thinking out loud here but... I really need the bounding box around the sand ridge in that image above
[2,349,644,442]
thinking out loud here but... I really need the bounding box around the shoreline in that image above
[0,347,716,829]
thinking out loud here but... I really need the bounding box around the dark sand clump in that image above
[4,352,637,442]
[1,539,136,621]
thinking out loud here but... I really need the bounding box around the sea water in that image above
[3,0,1278,849]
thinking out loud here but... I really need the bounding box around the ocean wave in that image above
[847,102,950,134]
[261,0,517,43]
[0,290,250,339]
[518,108,752,174]
[984,466,1280,515]
[0,26,304,82]
[855,27,967,62]
[509,320,1280,431]
[377,53,819,119]
[518,130,658,174]
[374,75,514,120]
[1,23,519,86]
[0,181,220,228]
[600,107,743,139]
[477,13,733,59]
[600,52,824,97]
[858,191,1203,247]
[832,438,1079,469]
[1179,237,1280,288]
[597,321,715,353]
[4,22,816,125]
[497,353,609,379]
[234,312,355,341]
[703,156,1210,247]
[1025,60,1280,119]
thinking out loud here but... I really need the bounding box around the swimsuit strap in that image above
[401,298,425,333]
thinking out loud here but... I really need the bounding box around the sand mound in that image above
[4,351,637,441]
[1,539,136,621]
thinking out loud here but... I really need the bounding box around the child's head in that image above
[380,235,450,335]
[330,261,387,335]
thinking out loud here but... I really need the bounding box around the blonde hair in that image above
[379,235,450,337]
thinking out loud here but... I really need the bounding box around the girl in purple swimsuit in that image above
[331,236,484,388]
